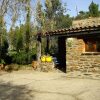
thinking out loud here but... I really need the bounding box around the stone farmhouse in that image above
[37,17,100,73]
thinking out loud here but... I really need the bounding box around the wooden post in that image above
[37,34,41,62]
[46,35,49,55]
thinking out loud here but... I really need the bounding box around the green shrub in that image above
[0,59,5,64]
[11,51,35,65]
[0,38,9,64]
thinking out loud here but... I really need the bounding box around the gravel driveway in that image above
[0,70,100,100]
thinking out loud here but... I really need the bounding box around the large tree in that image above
[36,0,72,32]
[75,1,100,20]
[44,0,72,54]
[45,0,72,30]
[89,1,100,17]
[0,0,10,62]
[25,0,31,52]
[35,0,72,55]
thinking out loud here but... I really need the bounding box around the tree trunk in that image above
[37,35,41,62]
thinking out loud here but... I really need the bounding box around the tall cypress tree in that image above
[25,0,31,52]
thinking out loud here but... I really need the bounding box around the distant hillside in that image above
[72,17,100,28]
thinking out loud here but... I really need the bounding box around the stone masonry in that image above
[66,38,100,73]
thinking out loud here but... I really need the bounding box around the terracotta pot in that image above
[0,64,4,70]
[32,61,38,70]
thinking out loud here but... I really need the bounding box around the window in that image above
[97,41,100,52]
[84,39,100,52]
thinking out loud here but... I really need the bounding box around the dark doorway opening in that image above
[56,36,66,73]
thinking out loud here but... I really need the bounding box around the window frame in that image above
[84,38,100,52]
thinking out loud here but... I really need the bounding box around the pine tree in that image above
[89,1,100,17]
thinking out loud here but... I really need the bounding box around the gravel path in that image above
[0,70,100,100]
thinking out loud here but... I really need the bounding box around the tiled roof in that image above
[38,25,100,37]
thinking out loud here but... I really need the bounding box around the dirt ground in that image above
[0,70,100,100]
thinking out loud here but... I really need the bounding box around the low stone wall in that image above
[66,38,100,73]
[39,62,54,72]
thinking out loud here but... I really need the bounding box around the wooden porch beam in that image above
[37,34,41,62]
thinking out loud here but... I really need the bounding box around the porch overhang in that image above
[38,25,100,38]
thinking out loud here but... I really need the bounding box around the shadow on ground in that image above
[0,80,34,100]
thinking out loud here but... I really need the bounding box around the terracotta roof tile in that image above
[38,25,100,37]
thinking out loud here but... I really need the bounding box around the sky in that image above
[61,0,100,16]
[5,0,100,31]
[34,0,100,17]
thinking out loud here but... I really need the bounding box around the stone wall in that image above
[66,38,100,73]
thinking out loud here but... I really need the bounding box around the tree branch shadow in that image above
[0,80,34,100]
